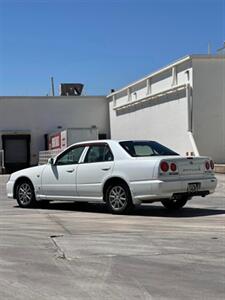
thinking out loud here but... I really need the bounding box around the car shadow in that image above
[15,201,225,218]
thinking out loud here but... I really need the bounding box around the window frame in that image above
[81,143,114,164]
[55,145,86,166]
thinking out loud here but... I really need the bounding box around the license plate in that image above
[187,183,200,193]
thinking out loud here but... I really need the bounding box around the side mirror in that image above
[48,157,55,165]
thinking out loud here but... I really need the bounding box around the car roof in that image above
[71,139,115,145]
[70,139,155,147]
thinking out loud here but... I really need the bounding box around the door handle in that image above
[66,169,75,173]
[101,167,111,171]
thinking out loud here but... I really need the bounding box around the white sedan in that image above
[7,140,217,214]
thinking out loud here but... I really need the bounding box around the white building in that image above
[0,54,224,173]
[0,95,109,172]
[108,55,225,163]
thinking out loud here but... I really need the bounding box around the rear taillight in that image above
[170,163,177,172]
[205,161,210,170]
[160,161,169,172]
[210,160,214,170]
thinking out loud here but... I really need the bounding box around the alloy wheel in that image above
[109,185,127,210]
[18,183,32,205]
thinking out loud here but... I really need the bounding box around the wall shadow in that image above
[116,89,186,116]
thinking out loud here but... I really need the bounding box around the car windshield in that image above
[119,141,179,157]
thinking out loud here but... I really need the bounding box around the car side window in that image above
[84,144,113,163]
[56,146,85,165]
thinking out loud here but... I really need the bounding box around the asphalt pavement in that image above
[0,174,224,300]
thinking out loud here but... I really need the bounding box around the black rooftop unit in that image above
[59,83,84,96]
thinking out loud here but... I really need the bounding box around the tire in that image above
[106,182,133,214]
[16,180,37,208]
[161,197,188,210]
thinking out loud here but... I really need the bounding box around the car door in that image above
[41,145,85,199]
[76,143,114,198]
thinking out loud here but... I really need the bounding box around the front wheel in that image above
[16,181,37,208]
[161,198,188,210]
[106,183,133,214]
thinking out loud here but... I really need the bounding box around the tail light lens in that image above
[210,160,214,169]
[160,161,169,172]
[205,161,210,170]
[170,163,177,172]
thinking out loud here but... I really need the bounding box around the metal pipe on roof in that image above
[186,83,199,156]
[51,77,55,96]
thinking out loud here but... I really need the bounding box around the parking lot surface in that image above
[0,175,224,300]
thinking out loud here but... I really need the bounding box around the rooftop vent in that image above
[59,83,84,96]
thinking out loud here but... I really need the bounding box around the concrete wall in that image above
[192,57,225,163]
[109,56,225,161]
[109,94,193,155]
[109,59,194,155]
[0,96,109,165]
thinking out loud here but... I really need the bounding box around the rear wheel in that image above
[106,183,133,214]
[161,197,188,210]
[16,181,37,208]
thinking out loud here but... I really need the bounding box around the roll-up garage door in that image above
[2,135,30,173]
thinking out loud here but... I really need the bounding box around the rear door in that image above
[76,143,114,198]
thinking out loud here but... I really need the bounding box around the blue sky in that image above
[0,0,224,96]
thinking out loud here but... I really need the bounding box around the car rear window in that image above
[119,141,179,157]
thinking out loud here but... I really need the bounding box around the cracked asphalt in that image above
[0,174,225,299]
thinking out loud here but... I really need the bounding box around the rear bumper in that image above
[158,176,217,195]
[133,176,217,203]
